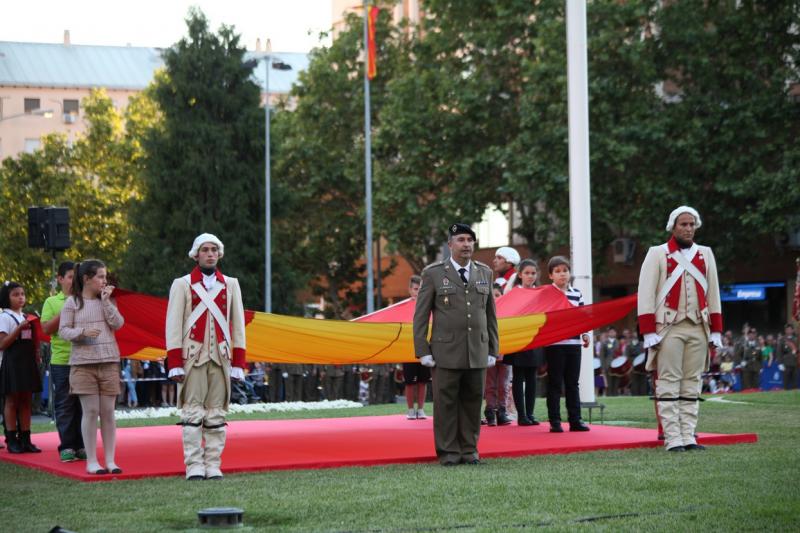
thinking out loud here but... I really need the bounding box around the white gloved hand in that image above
[231,367,246,382]
[710,332,723,348]
[420,355,436,368]
[643,333,662,349]
[487,355,497,368]
[779,364,786,372]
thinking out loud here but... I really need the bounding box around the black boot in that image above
[569,420,590,432]
[5,431,23,454]
[496,408,512,426]
[19,431,42,453]
[485,409,497,427]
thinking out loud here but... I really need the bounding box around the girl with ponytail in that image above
[59,259,125,475]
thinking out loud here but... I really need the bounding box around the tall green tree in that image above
[272,6,401,318]
[123,9,269,309]
[647,0,800,268]
[377,0,541,270]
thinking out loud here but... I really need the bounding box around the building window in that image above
[63,99,79,115]
[24,98,41,114]
[24,138,41,153]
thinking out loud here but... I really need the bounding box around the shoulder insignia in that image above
[422,261,445,272]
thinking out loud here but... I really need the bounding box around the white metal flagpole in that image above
[363,0,375,314]
[566,0,596,404]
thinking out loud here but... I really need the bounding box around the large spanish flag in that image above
[109,288,636,364]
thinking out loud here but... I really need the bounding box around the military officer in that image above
[734,328,761,390]
[776,324,797,390]
[413,223,499,466]
[638,206,723,452]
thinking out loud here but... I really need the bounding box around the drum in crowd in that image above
[593,357,602,376]
[393,365,405,384]
[610,356,632,376]
[610,355,632,390]
[633,353,647,374]
[359,368,373,383]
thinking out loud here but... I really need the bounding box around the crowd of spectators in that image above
[591,322,798,397]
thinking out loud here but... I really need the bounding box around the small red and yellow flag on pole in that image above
[367,5,379,80]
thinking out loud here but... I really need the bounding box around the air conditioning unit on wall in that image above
[612,238,636,265]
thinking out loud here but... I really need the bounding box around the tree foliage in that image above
[123,9,280,310]
[0,89,144,306]
[272,6,402,317]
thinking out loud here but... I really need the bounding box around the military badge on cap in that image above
[448,222,476,241]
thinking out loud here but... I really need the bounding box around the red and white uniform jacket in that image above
[637,236,723,343]
[165,267,246,371]
[496,267,517,294]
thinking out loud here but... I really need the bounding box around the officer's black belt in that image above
[649,396,705,402]
[176,421,203,427]
[203,422,228,429]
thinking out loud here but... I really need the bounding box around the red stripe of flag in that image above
[367,5,379,80]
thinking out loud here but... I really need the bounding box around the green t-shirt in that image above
[41,292,71,365]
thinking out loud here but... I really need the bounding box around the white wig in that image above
[666,206,702,232]
[188,233,224,260]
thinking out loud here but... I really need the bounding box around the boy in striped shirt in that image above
[544,256,591,433]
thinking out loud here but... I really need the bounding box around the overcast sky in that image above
[1,0,333,52]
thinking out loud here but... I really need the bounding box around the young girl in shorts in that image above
[59,260,125,474]
[0,282,42,453]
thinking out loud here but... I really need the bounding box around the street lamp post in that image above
[0,108,54,122]
[264,43,272,314]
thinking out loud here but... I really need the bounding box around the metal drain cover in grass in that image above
[198,507,244,529]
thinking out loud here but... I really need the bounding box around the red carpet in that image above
[0,415,757,481]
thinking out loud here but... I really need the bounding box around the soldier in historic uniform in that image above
[166,233,247,479]
[413,223,499,466]
[638,206,723,452]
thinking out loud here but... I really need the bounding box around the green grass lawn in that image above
[4,391,799,532]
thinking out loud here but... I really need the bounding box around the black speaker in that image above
[44,207,70,251]
[27,206,70,251]
[27,207,47,248]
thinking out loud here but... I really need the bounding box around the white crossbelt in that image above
[181,276,232,349]
[655,244,708,308]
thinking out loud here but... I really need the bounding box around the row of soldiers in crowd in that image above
[234,362,413,405]
[594,322,799,395]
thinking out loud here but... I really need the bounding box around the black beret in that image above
[449,223,476,241]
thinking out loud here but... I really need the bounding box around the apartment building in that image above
[0,32,307,160]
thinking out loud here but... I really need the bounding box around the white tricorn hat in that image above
[188,233,224,260]
[666,206,702,232]
[495,246,521,266]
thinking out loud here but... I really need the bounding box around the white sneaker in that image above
[407,409,417,420]
[416,408,427,419]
